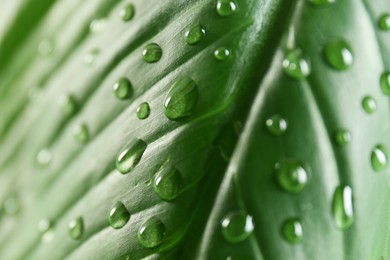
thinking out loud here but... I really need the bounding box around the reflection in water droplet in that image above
[84,49,100,66]
[276,161,310,193]
[108,202,130,229]
[120,3,135,21]
[334,129,351,146]
[38,39,54,57]
[37,149,52,166]
[323,40,353,70]
[283,48,311,79]
[116,139,147,174]
[266,115,288,136]
[378,14,390,31]
[142,43,162,63]
[138,217,166,248]
[214,47,230,61]
[216,0,238,17]
[68,217,84,240]
[221,211,254,243]
[58,94,77,117]
[371,145,388,172]
[113,78,133,100]
[73,124,89,144]
[38,218,53,234]
[332,185,354,230]
[185,24,206,45]
[164,76,198,120]
[90,18,107,33]
[3,197,21,215]
[362,96,376,114]
[282,218,303,244]
[136,102,151,120]
[380,72,390,95]
[154,165,182,201]
[307,0,335,5]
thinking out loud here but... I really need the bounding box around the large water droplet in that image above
[36,148,52,166]
[136,102,151,120]
[323,40,353,70]
[380,72,390,95]
[113,78,133,100]
[184,24,206,45]
[108,202,130,229]
[164,76,198,120]
[3,197,21,215]
[38,39,54,57]
[275,161,310,193]
[308,0,335,5]
[154,165,182,201]
[116,139,147,174]
[68,217,84,240]
[120,3,135,21]
[214,47,230,61]
[84,49,100,66]
[371,145,388,172]
[73,124,89,144]
[58,94,77,117]
[142,43,162,63]
[334,129,351,146]
[138,217,166,248]
[332,185,354,230]
[282,48,311,79]
[378,14,390,31]
[221,211,254,243]
[266,115,288,136]
[281,218,303,244]
[362,96,377,114]
[216,0,238,17]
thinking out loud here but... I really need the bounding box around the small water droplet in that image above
[3,197,21,215]
[275,161,310,193]
[214,47,230,61]
[68,217,84,240]
[281,218,303,244]
[265,115,288,136]
[308,0,336,5]
[184,24,206,45]
[73,124,89,144]
[332,185,354,230]
[136,102,151,120]
[89,18,107,33]
[38,39,54,57]
[378,14,390,31]
[142,43,162,63]
[362,96,377,114]
[58,94,77,117]
[38,218,53,234]
[371,144,388,172]
[221,211,254,243]
[113,78,133,100]
[108,202,130,229]
[334,129,351,146]
[283,48,311,79]
[120,3,135,21]
[84,49,100,66]
[380,72,390,95]
[153,165,182,201]
[116,139,147,174]
[36,149,52,166]
[138,216,166,248]
[164,76,198,120]
[216,0,238,17]
[323,40,353,70]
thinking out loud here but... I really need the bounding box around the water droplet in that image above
[116,139,147,174]
[275,161,310,193]
[136,102,151,120]
[108,202,130,229]
[281,218,303,244]
[216,0,238,17]
[113,78,133,100]
[184,24,206,45]
[36,148,52,166]
[120,3,135,21]
[265,115,288,136]
[282,48,311,79]
[334,129,351,146]
[84,49,100,66]
[362,96,377,114]
[221,211,254,243]
[68,217,84,240]
[323,40,353,70]
[153,165,182,201]
[38,218,53,234]
[164,76,198,120]
[89,18,107,33]
[138,216,166,248]
[371,144,388,172]
[332,185,354,230]
[3,197,21,215]
[38,39,54,57]
[380,72,390,95]
[378,14,390,31]
[214,47,230,61]
[142,43,162,63]
[72,124,89,144]
[308,0,335,5]
[58,94,77,117]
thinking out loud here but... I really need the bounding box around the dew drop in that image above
[221,211,254,243]
[371,144,388,172]
[142,43,162,63]
[308,0,336,5]
[68,217,84,240]
[38,39,54,57]
[323,40,353,70]
[38,218,53,234]
[113,77,133,100]
[116,139,147,174]
[281,218,303,244]
[84,49,100,66]
[378,14,390,31]
[153,165,182,201]
[214,47,230,61]
[275,161,310,193]
[89,18,107,33]
[58,94,77,117]
[380,72,390,95]
[334,129,351,146]
[36,148,52,166]
[108,202,130,229]
[138,216,166,248]
[136,102,151,120]
[120,3,135,21]
[3,197,21,215]
[164,76,198,120]
[265,115,288,136]
[184,24,206,45]
[216,0,238,17]
[362,96,377,114]
[283,48,311,79]
[73,124,89,144]
[332,185,354,230]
